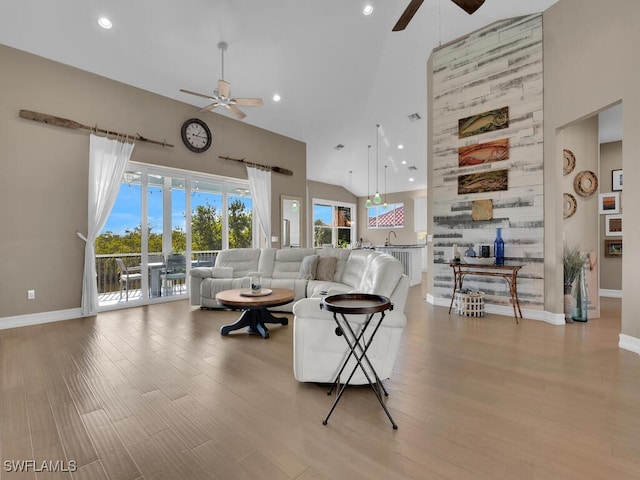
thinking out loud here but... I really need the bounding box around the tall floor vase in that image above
[572,267,588,322]
[564,284,575,323]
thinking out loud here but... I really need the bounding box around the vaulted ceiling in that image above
[0,0,560,196]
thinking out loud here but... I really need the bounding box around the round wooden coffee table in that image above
[215,287,295,339]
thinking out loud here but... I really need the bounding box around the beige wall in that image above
[356,188,428,247]
[544,0,640,337]
[306,180,358,247]
[0,44,306,319]
[599,141,623,291]
[560,116,600,317]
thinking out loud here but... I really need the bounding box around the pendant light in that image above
[373,124,382,204]
[383,165,388,208]
[365,145,372,208]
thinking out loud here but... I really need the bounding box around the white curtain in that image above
[80,134,135,316]
[246,166,272,247]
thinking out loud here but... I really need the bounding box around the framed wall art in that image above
[604,239,622,257]
[605,214,623,237]
[612,169,623,191]
[458,139,509,166]
[458,169,508,195]
[458,107,509,138]
[598,192,619,214]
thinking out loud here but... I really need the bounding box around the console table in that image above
[448,263,523,323]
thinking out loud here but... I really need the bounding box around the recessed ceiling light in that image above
[397,144,404,150]
[98,17,112,29]
[401,160,407,165]
[98,17,113,29]
[409,177,415,182]
[272,93,281,102]
[363,4,374,15]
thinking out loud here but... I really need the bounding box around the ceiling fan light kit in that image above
[366,144,373,208]
[180,41,263,120]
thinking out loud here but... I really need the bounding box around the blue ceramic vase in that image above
[494,228,504,265]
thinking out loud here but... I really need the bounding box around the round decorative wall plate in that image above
[573,170,598,197]
[563,193,577,219]
[563,149,576,175]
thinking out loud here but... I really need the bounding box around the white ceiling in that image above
[0,0,561,197]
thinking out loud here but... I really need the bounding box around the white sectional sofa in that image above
[189,246,410,385]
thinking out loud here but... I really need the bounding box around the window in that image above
[312,199,356,248]
[97,163,253,308]
[368,203,404,229]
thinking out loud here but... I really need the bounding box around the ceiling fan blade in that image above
[180,88,217,101]
[227,104,247,120]
[218,79,231,99]
[392,0,424,32]
[198,102,220,113]
[233,98,264,107]
[451,0,485,15]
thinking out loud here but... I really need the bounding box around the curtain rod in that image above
[218,155,293,176]
[19,110,174,147]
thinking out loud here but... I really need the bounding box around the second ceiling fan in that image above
[393,0,486,31]
[180,42,263,120]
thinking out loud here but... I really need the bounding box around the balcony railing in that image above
[96,251,219,302]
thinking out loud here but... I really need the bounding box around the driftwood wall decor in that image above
[218,155,293,176]
[19,110,174,147]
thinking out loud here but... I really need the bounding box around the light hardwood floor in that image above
[1,285,639,480]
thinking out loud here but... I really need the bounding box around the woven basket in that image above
[455,291,485,317]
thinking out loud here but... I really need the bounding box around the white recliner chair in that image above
[292,251,409,384]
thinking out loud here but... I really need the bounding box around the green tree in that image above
[191,203,222,251]
[228,199,252,248]
[314,219,332,247]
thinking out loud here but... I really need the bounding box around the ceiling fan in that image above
[180,41,263,120]
[392,0,486,31]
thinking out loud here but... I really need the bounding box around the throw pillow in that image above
[315,256,337,282]
[298,255,319,280]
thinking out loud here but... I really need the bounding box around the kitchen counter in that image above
[375,245,425,286]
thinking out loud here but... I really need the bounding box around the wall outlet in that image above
[27,289,35,300]
[427,235,433,243]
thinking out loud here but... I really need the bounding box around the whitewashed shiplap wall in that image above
[431,14,544,311]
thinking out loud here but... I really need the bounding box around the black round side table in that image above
[320,293,397,429]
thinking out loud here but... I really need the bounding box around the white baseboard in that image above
[0,308,83,331]
[600,289,622,298]
[619,334,640,355]
[426,295,565,325]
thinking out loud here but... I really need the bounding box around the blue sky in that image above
[102,183,252,235]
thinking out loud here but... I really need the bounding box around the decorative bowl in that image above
[463,256,495,265]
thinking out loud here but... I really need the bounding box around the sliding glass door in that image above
[97,163,253,310]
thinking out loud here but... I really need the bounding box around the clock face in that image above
[181,118,212,153]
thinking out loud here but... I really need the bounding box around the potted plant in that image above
[562,244,585,323]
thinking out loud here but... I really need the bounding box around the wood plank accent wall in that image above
[431,14,544,311]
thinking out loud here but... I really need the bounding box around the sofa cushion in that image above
[189,266,233,279]
[298,255,319,280]
[340,250,372,288]
[317,248,351,282]
[358,252,404,297]
[272,248,317,279]
[315,256,337,281]
[214,248,261,278]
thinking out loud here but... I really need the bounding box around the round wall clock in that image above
[181,118,212,153]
